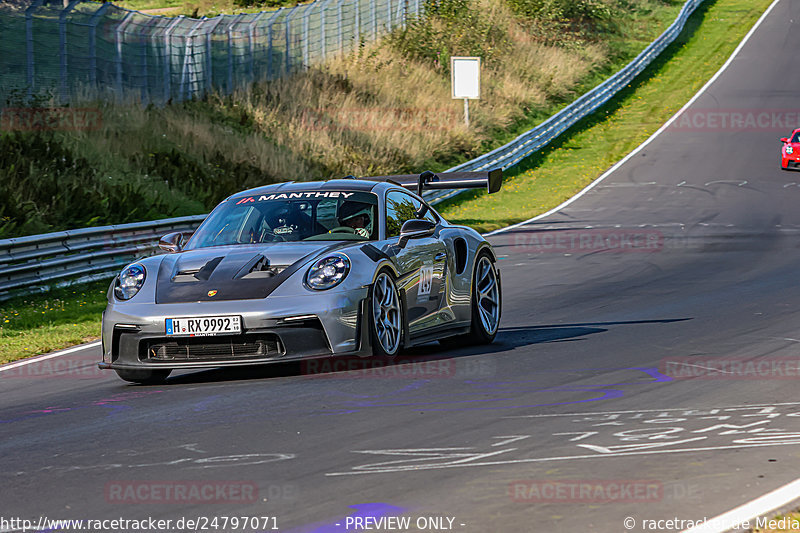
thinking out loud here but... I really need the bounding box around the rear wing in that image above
[360,169,503,197]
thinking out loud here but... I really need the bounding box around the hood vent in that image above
[235,254,286,280]
[172,256,224,283]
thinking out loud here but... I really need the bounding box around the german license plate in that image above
[165,316,242,337]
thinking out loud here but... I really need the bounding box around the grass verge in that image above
[0,281,108,365]
[437,0,774,232]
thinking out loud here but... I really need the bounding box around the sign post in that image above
[451,56,480,127]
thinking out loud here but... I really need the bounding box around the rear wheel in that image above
[370,271,403,357]
[440,252,501,347]
[114,368,171,385]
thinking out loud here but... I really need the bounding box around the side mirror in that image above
[159,232,187,253]
[398,219,436,248]
[781,138,789,143]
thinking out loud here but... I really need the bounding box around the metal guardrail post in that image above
[88,3,110,91]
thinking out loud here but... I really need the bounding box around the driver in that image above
[338,201,374,238]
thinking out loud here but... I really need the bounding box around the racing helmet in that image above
[338,201,374,238]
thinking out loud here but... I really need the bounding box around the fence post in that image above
[162,15,183,103]
[302,7,310,69]
[138,16,159,105]
[284,5,301,74]
[227,13,246,93]
[58,0,79,104]
[397,0,405,29]
[370,0,376,39]
[249,12,267,84]
[24,0,44,100]
[179,18,204,101]
[320,0,326,60]
[414,0,419,18]
[265,9,283,80]
[386,0,391,32]
[88,3,109,92]
[355,0,360,45]
[204,16,224,94]
[115,11,134,101]
[336,0,343,54]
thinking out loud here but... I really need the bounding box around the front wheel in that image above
[114,368,171,385]
[370,271,403,357]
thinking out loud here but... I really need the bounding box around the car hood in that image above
[154,242,349,304]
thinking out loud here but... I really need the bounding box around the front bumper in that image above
[99,288,370,370]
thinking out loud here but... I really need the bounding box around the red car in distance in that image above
[781,129,800,170]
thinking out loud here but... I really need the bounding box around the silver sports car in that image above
[98,171,503,383]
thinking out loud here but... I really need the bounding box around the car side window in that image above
[385,190,438,238]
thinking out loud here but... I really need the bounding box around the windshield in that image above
[186,191,379,249]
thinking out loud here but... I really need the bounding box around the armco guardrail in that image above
[0,215,205,301]
[0,0,708,301]
[427,0,706,205]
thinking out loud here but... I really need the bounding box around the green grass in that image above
[0,281,108,365]
[438,0,774,232]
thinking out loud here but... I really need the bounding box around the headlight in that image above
[305,254,350,290]
[787,146,794,154]
[114,264,146,300]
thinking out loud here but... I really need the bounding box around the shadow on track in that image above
[151,318,690,386]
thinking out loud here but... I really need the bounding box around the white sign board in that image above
[451,57,480,100]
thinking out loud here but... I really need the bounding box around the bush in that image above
[387,0,509,70]
[0,133,202,238]
[506,0,616,21]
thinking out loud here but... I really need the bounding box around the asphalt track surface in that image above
[3,2,800,532]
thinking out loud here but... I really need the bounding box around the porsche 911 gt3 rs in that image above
[98,170,503,383]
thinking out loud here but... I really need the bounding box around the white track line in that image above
[0,341,101,373]
[681,477,800,533]
[487,0,782,237]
